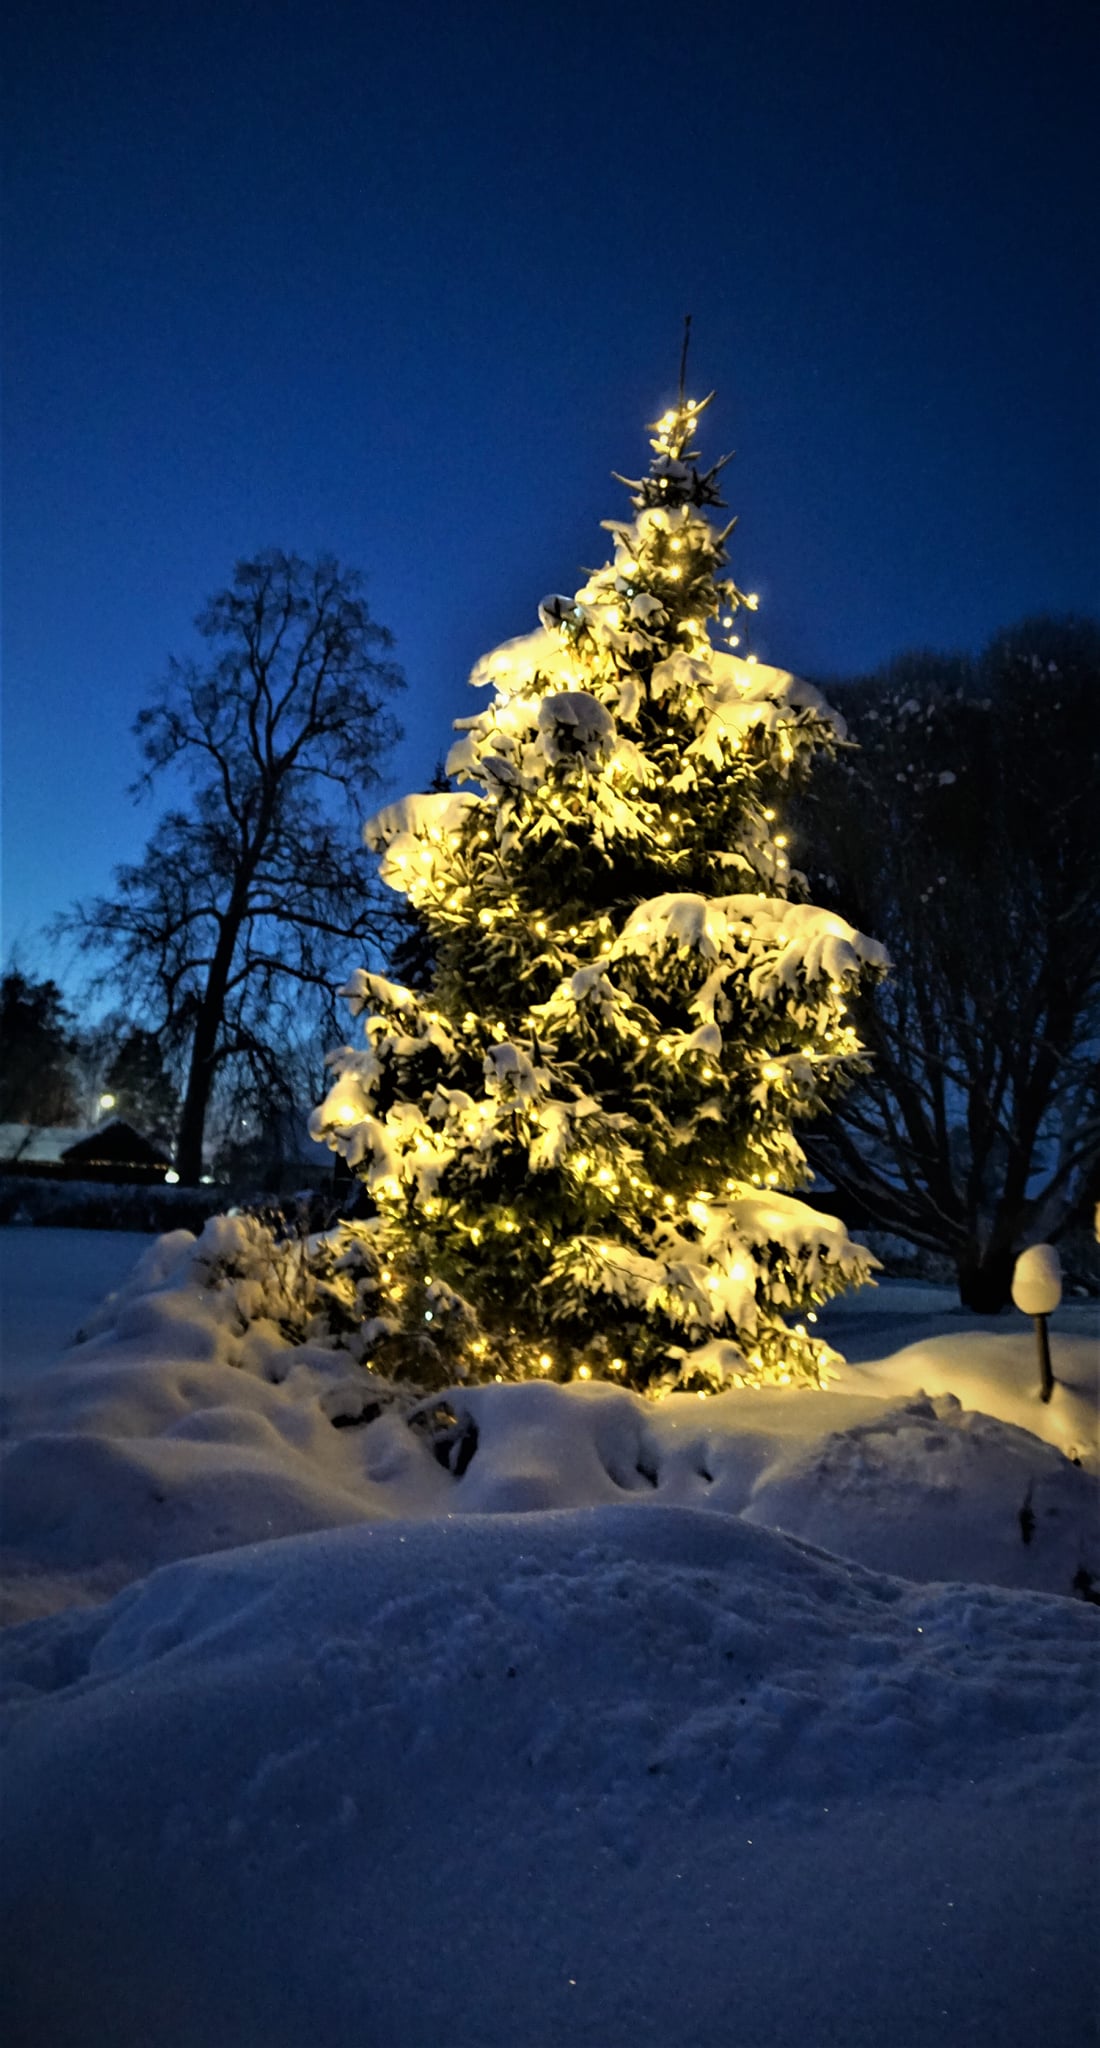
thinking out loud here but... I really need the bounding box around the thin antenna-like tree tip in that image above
[678,315,693,400]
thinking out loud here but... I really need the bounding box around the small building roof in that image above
[0,1124,88,1165]
[60,1119,173,1170]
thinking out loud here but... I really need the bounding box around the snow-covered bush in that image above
[166,1209,477,1391]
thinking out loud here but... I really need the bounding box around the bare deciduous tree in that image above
[62,551,403,1183]
[800,617,1100,1308]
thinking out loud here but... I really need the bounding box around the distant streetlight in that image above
[98,1091,117,1113]
[1011,1245,1063,1403]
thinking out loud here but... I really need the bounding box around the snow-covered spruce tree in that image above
[312,392,888,1393]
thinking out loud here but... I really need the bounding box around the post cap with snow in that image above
[1011,1243,1062,1317]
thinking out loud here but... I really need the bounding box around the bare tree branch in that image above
[801,617,1100,1307]
[55,550,404,1183]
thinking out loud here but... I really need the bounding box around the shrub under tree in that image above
[313,390,887,1393]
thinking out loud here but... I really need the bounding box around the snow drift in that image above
[0,1227,1097,2047]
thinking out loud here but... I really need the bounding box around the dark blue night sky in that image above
[4,0,1097,976]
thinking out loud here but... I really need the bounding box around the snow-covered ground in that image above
[1,1225,1097,2047]
[0,1225,158,1382]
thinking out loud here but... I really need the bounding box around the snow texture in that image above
[0,1228,1097,2047]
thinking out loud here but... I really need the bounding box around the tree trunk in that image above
[174,1022,218,1186]
[956,1242,1015,1314]
[174,914,243,1184]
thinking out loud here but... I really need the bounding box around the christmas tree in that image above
[312,384,888,1393]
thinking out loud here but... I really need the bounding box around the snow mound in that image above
[1,1509,1096,2048]
[1,1234,1098,2047]
[1,1232,1096,1621]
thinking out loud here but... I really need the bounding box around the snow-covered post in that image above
[1011,1245,1062,1403]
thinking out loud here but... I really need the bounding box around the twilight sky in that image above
[3,0,1097,984]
